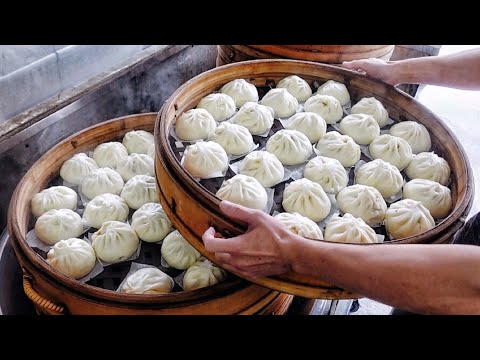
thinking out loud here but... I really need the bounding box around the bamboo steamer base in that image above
[216,45,395,66]
[15,237,293,315]
[155,59,474,299]
[7,113,294,315]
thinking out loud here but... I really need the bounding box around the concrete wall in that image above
[0,45,150,122]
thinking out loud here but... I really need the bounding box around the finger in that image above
[341,60,363,69]
[215,252,233,264]
[202,227,216,238]
[203,232,243,253]
[219,200,261,224]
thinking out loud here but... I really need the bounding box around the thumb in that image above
[219,200,259,224]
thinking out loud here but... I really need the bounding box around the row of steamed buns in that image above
[174,76,452,243]
[30,130,227,293]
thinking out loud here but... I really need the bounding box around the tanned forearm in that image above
[391,48,480,90]
[286,237,480,314]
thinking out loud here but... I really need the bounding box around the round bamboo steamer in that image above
[155,59,474,299]
[216,45,395,66]
[7,113,294,315]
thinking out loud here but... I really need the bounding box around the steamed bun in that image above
[232,102,274,135]
[304,156,349,194]
[216,174,268,210]
[239,151,284,188]
[120,175,159,210]
[339,114,380,145]
[389,121,431,154]
[385,199,435,239]
[266,129,312,166]
[208,122,254,155]
[47,238,96,279]
[325,213,379,244]
[304,94,343,124]
[285,112,327,143]
[369,134,413,170]
[403,179,452,219]
[91,221,139,263]
[276,75,312,102]
[175,108,217,141]
[120,267,174,294]
[31,186,78,218]
[355,159,403,198]
[35,209,84,245]
[351,97,388,127]
[131,203,172,242]
[260,88,299,118]
[336,185,387,225]
[183,141,228,179]
[161,230,201,270]
[60,153,99,185]
[116,153,154,181]
[282,178,331,222]
[92,142,128,168]
[274,212,323,240]
[405,152,451,186]
[220,79,259,107]
[183,258,227,291]
[315,131,360,168]
[80,168,124,200]
[316,80,350,106]
[82,193,129,229]
[197,93,236,122]
[122,130,154,155]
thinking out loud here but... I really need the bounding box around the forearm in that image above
[392,48,480,90]
[286,237,480,314]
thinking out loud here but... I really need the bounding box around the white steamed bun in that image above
[216,174,268,210]
[47,238,96,279]
[31,186,78,218]
[161,230,201,270]
[385,199,435,239]
[282,178,331,222]
[183,141,228,179]
[35,209,84,245]
[60,153,99,185]
[91,221,139,263]
[82,193,129,229]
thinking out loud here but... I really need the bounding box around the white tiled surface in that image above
[352,45,480,315]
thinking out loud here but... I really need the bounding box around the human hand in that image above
[202,201,298,278]
[341,58,399,86]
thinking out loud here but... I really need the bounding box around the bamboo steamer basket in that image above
[216,45,395,66]
[7,113,294,315]
[155,59,474,299]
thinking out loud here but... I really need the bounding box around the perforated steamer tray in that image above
[156,59,474,299]
[9,114,290,316]
[168,107,390,237]
[24,130,194,294]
